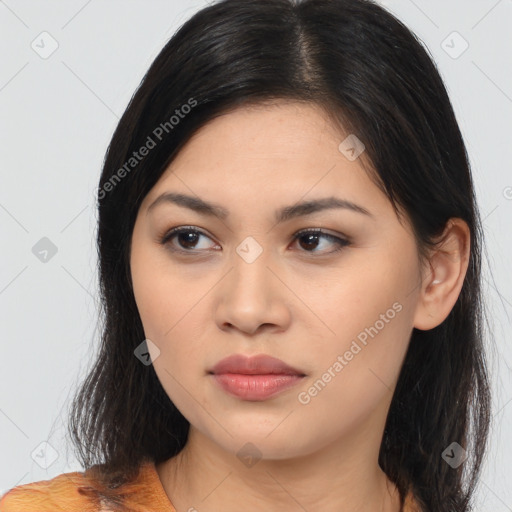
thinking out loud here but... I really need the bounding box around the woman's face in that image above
[130,100,425,460]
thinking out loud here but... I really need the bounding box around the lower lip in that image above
[211,373,304,401]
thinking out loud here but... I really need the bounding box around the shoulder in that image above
[0,469,96,512]
[0,460,176,512]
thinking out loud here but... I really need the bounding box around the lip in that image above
[209,354,305,376]
[208,354,306,401]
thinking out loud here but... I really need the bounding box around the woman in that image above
[0,0,491,511]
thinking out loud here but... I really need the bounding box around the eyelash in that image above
[158,226,350,256]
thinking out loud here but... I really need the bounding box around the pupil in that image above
[179,232,198,248]
[300,233,319,250]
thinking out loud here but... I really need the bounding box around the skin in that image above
[130,100,470,512]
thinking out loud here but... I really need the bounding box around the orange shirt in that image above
[1,460,420,511]
[0,461,175,512]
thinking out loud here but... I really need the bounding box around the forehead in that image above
[181,100,346,158]
[152,101,368,190]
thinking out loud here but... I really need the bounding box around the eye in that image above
[291,228,350,254]
[159,226,350,255]
[159,226,219,252]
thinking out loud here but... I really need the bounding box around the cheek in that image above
[293,304,413,447]
[297,246,418,406]
[302,248,417,348]
[130,231,201,342]
[131,253,210,428]
[130,236,210,389]
[132,274,207,374]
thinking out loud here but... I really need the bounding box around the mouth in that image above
[208,353,306,401]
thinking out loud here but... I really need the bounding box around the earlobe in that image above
[412,218,471,331]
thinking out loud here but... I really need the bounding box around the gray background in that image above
[0,0,511,509]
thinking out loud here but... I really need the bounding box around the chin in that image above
[208,427,321,463]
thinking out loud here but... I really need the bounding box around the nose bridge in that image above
[228,237,274,303]
[215,236,290,333]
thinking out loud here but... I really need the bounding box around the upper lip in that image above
[209,354,305,376]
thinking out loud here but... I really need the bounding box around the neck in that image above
[157,420,402,512]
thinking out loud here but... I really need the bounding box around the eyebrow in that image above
[146,192,374,223]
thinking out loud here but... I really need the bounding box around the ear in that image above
[412,218,471,331]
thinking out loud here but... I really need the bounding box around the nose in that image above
[214,247,292,336]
